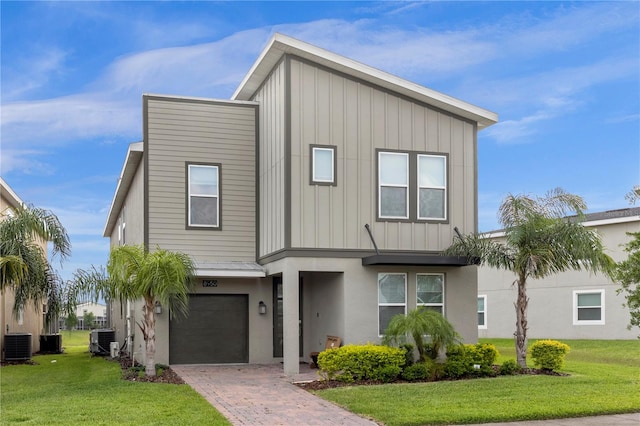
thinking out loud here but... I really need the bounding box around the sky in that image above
[1,1,639,282]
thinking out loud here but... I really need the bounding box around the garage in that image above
[169,294,249,364]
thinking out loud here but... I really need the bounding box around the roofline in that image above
[143,93,259,107]
[0,177,24,209]
[232,33,498,129]
[103,142,144,237]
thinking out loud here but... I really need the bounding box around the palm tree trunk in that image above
[143,298,156,377]
[515,276,529,368]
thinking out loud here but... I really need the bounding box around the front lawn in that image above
[314,339,640,425]
[1,332,230,425]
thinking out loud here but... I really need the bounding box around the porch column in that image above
[282,266,300,375]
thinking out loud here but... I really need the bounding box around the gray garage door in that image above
[169,294,248,364]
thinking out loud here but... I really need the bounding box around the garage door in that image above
[169,294,248,364]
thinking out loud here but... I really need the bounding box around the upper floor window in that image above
[417,273,444,314]
[573,290,605,325]
[377,150,447,222]
[187,163,220,229]
[311,145,336,185]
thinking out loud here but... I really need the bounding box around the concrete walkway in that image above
[173,363,639,426]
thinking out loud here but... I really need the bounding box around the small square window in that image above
[573,290,605,325]
[311,145,336,185]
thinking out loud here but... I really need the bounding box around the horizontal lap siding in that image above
[289,59,476,252]
[146,97,257,262]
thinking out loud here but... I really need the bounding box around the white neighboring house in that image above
[60,302,108,330]
[478,207,640,340]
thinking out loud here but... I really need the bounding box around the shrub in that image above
[499,359,522,375]
[443,343,499,379]
[400,343,415,366]
[530,340,570,371]
[317,344,405,382]
[402,362,430,381]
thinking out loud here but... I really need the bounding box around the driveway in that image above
[171,363,377,425]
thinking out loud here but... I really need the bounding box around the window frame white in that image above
[378,152,409,219]
[378,272,407,336]
[310,145,337,185]
[417,154,447,220]
[477,295,487,329]
[187,163,221,229]
[573,289,605,325]
[416,273,445,315]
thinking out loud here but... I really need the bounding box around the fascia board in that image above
[0,177,24,209]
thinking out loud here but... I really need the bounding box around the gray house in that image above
[104,33,498,374]
[478,207,640,340]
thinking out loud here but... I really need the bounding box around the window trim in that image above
[310,145,337,186]
[416,273,445,315]
[478,295,487,330]
[573,289,605,325]
[186,162,222,230]
[376,149,449,223]
[378,272,407,336]
[378,151,410,220]
[417,154,447,220]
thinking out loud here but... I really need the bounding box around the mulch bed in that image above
[116,355,185,384]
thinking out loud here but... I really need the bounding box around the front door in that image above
[272,275,303,357]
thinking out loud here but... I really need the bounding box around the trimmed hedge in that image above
[443,343,500,379]
[317,344,405,383]
[530,340,570,371]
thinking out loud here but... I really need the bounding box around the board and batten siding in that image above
[144,96,257,262]
[289,59,477,252]
[252,60,287,258]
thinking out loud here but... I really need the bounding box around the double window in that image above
[573,290,605,325]
[310,145,337,185]
[378,150,447,221]
[187,163,220,229]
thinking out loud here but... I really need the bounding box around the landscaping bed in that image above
[116,355,185,384]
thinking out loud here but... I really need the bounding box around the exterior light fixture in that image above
[258,301,267,315]
[154,301,162,315]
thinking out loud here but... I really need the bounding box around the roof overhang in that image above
[362,254,475,267]
[194,261,266,278]
[233,33,498,129]
[0,177,24,209]
[103,142,143,237]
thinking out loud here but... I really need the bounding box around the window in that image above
[378,152,409,218]
[418,155,446,220]
[378,273,406,335]
[377,150,447,222]
[417,274,444,314]
[573,290,605,325]
[478,295,487,329]
[187,163,220,228]
[118,206,126,246]
[311,145,336,185]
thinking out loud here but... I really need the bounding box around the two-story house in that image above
[104,33,498,374]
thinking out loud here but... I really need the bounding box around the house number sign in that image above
[202,279,218,287]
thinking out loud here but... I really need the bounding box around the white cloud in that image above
[2,47,70,101]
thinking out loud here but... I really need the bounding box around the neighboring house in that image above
[104,33,498,374]
[0,177,47,359]
[478,207,640,340]
[59,302,108,330]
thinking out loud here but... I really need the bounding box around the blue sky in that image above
[1,1,639,281]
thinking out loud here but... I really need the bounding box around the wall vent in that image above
[4,333,32,361]
[89,329,115,355]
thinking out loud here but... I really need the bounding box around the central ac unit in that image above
[4,333,32,361]
[89,329,115,355]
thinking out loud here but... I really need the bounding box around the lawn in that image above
[1,331,230,425]
[314,338,640,425]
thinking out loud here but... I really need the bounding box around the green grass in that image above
[315,339,640,425]
[1,331,230,425]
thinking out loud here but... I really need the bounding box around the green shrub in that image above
[402,362,430,381]
[400,343,415,366]
[499,359,522,375]
[317,344,405,382]
[443,343,499,379]
[530,340,570,371]
[476,343,499,366]
[443,358,468,379]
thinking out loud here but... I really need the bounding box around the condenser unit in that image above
[89,329,115,355]
[4,333,32,361]
[39,334,62,354]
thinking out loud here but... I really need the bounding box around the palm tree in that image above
[382,307,460,362]
[445,188,614,367]
[74,245,196,377]
[0,204,70,321]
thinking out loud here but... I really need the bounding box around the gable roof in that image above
[0,177,24,211]
[233,33,498,129]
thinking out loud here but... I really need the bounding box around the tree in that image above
[65,312,78,331]
[83,311,96,330]
[382,307,460,362]
[445,188,614,367]
[614,231,640,336]
[625,186,640,205]
[0,204,70,324]
[74,245,196,377]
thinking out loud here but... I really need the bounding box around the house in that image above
[58,302,108,330]
[104,33,498,374]
[0,177,47,359]
[478,207,640,340]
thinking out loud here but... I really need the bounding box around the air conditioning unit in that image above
[89,329,115,355]
[4,333,32,361]
[39,334,62,354]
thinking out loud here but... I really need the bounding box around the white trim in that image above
[477,295,487,330]
[188,164,220,228]
[311,147,335,183]
[378,272,407,336]
[195,269,266,278]
[0,177,24,209]
[584,216,640,227]
[417,154,447,221]
[378,152,409,219]
[573,289,605,325]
